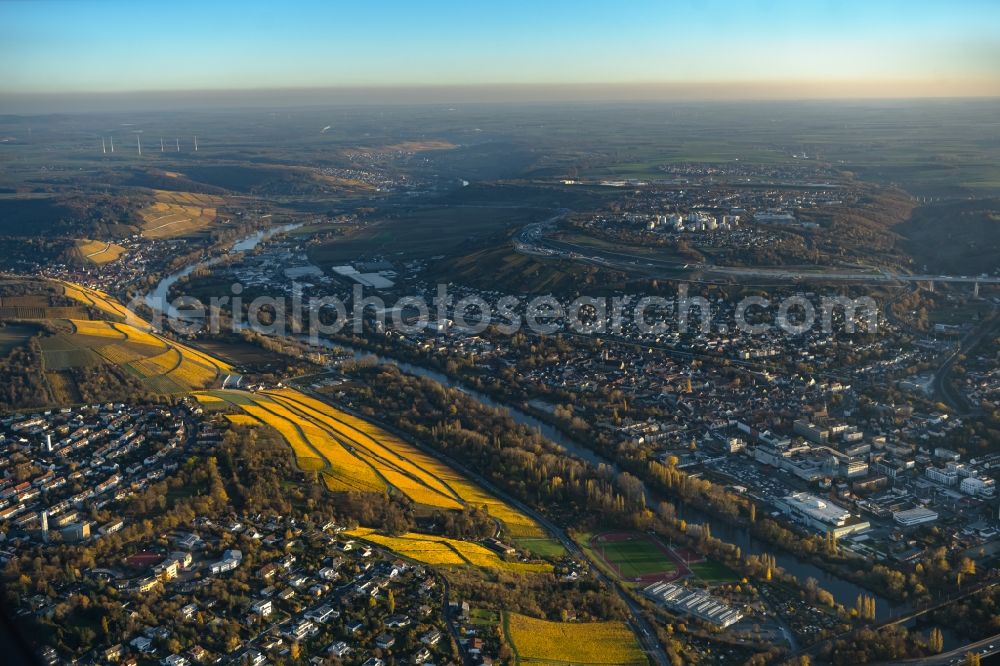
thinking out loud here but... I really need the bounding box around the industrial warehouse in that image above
[644,582,744,628]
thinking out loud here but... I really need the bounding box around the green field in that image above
[690,559,739,582]
[514,537,567,558]
[592,533,676,579]
[469,608,501,626]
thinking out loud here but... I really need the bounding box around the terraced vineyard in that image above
[197,387,546,538]
[0,292,87,320]
[346,528,552,574]
[35,318,231,395]
[59,281,147,328]
[74,239,126,265]
[139,190,225,238]
[31,281,563,584]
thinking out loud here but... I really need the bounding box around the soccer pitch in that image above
[593,532,677,579]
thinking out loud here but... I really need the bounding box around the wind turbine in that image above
[160,137,164,152]
[101,137,106,154]
[110,135,114,153]
[194,136,198,151]
[136,134,142,156]
[176,138,180,151]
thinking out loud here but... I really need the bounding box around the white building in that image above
[328,641,352,658]
[779,492,849,526]
[209,549,243,575]
[776,492,870,536]
[644,582,743,627]
[893,507,939,527]
[926,466,958,486]
[960,476,995,498]
[250,599,273,617]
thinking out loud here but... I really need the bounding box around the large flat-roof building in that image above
[643,582,743,628]
[893,507,939,527]
[776,492,870,537]
[793,420,829,444]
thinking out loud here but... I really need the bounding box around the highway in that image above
[870,632,1000,666]
[789,580,1000,663]
[516,224,1000,287]
[931,311,1000,414]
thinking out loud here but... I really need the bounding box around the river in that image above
[143,222,305,320]
[319,342,916,620]
[324,342,972,646]
[143,224,969,645]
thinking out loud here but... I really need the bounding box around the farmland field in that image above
[224,413,259,426]
[503,611,646,665]
[45,370,81,404]
[0,292,89,320]
[38,343,99,370]
[29,282,545,552]
[190,338,277,366]
[8,281,233,398]
[0,305,88,319]
[71,319,127,340]
[376,140,457,152]
[347,528,552,574]
[194,393,226,408]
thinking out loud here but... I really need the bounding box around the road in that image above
[517,225,1000,287]
[931,311,1000,414]
[437,571,468,665]
[870,632,1000,666]
[791,580,1000,663]
[291,383,671,666]
[83,241,115,259]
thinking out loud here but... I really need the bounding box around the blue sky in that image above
[1,0,998,97]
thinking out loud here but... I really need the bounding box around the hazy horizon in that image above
[3,81,1000,115]
[2,0,999,114]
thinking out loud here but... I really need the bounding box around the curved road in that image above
[518,224,1000,287]
[931,311,1000,414]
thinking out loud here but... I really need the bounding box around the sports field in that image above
[590,531,680,583]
